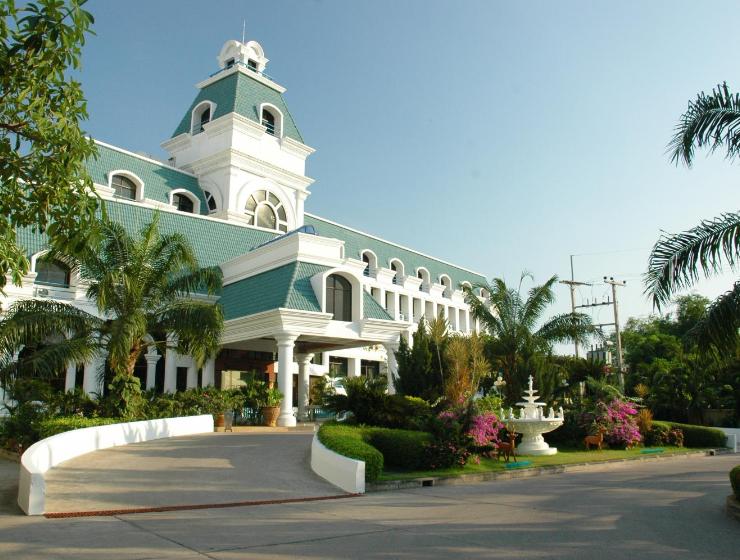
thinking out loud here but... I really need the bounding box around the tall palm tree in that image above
[646,82,740,351]
[0,213,223,415]
[463,273,597,403]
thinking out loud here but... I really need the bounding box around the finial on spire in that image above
[241,20,246,44]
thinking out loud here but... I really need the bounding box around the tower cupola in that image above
[217,40,269,73]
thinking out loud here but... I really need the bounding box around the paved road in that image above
[0,452,738,559]
[41,430,341,513]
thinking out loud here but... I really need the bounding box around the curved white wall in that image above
[310,434,365,494]
[19,414,214,515]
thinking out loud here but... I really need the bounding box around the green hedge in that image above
[317,424,434,481]
[731,466,740,500]
[37,417,124,439]
[367,428,432,471]
[653,421,726,448]
[318,424,384,481]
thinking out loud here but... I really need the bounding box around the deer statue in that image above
[584,427,607,450]
[496,430,518,463]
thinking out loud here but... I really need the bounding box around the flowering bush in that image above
[467,412,504,448]
[583,399,641,449]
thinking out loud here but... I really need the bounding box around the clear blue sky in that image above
[78,0,738,349]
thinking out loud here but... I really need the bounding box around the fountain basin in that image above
[509,419,562,456]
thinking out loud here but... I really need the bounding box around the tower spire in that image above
[242,20,246,44]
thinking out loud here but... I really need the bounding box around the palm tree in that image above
[646,82,740,351]
[0,213,223,416]
[463,273,597,403]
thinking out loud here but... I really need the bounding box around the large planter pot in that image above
[262,406,280,427]
[215,413,225,430]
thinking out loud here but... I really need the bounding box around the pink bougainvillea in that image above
[467,412,504,447]
[593,399,642,448]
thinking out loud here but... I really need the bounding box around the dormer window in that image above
[247,59,257,71]
[36,259,71,288]
[199,107,210,132]
[112,174,137,200]
[203,190,217,212]
[261,109,276,136]
[362,254,371,277]
[191,101,214,135]
[225,58,235,69]
[245,189,288,232]
[173,193,194,213]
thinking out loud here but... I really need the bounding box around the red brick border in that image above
[44,493,360,518]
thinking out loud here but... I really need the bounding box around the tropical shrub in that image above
[317,424,384,481]
[644,422,684,447]
[367,428,432,470]
[581,399,641,449]
[653,421,726,448]
[423,406,473,469]
[731,465,740,500]
[37,417,123,439]
[474,395,504,416]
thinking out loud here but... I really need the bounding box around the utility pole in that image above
[604,276,626,389]
[559,255,590,358]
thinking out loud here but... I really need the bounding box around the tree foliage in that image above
[0,0,99,289]
[464,272,598,403]
[0,214,224,416]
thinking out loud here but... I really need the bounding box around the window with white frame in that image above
[244,189,288,232]
[203,190,217,212]
[173,193,195,213]
[111,174,137,200]
[261,108,276,136]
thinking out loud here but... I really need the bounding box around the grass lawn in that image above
[379,446,702,481]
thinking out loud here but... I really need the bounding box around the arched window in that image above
[203,190,217,212]
[440,275,452,298]
[261,108,276,136]
[112,174,137,200]
[390,260,404,285]
[362,253,371,277]
[35,260,70,288]
[326,274,352,321]
[417,268,430,292]
[245,189,288,232]
[173,193,194,213]
[191,102,213,135]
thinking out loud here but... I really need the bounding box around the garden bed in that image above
[371,447,717,490]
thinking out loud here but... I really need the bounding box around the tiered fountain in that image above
[500,375,564,456]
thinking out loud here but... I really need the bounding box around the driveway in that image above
[41,429,344,514]
[0,452,738,558]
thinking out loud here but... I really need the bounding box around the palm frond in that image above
[521,275,558,329]
[155,301,224,366]
[535,312,598,346]
[689,281,740,352]
[669,82,740,167]
[463,283,502,335]
[159,266,223,299]
[645,212,740,307]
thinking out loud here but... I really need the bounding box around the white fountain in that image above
[500,375,564,456]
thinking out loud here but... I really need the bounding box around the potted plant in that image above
[258,385,283,427]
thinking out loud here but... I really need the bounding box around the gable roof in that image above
[88,141,208,214]
[303,214,486,289]
[171,71,304,143]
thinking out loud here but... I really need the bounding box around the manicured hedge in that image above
[653,421,726,448]
[317,424,384,481]
[37,417,124,439]
[731,465,740,500]
[317,424,434,481]
[367,428,433,471]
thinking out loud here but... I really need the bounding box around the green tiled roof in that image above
[303,214,486,289]
[221,261,327,320]
[17,200,277,268]
[363,291,392,320]
[171,71,304,143]
[88,143,208,214]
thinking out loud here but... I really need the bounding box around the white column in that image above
[347,356,361,378]
[83,354,104,396]
[296,353,313,422]
[65,363,77,392]
[163,343,177,393]
[276,333,297,427]
[202,357,216,387]
[186,364,198,389]
[384,342,399,395]
[144,349,160,390]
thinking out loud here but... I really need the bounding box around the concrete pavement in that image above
[0,451,738,559]
[42,430,342,513]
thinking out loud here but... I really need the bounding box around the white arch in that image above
[30,250,76,288]
[168,188,201,214]
[389,258,405,278]
[439,274,452,297]
[311,267,364,323]
[190,100,216,135]
[107,169,145,202]
[236,179,297,231]
[258,102,284,137]
[460,281,473,291]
